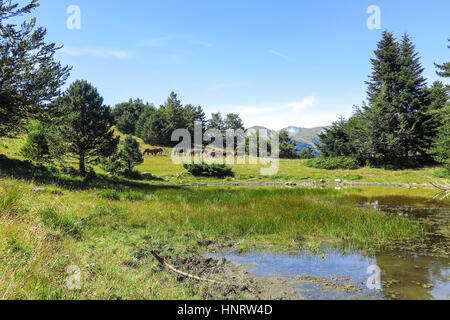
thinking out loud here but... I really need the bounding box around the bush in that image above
[20,120,51,163]
[183,162,234,178]
[99,154,124,174]
[306,157,359,170]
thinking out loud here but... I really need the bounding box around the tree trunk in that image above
[79,155,86,175]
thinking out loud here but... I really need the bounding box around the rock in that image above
[285,181,297,187]
[32,187,45,193]
[319,179,326,183]
[334,179,342,183]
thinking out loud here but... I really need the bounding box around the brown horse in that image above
[190,149,204,156]
[144,148,163,156]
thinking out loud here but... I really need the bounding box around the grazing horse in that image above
[144,148,164,156]
[190,149,204,156]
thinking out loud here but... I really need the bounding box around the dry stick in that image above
[427,176,450,199]
[150,251,224,285]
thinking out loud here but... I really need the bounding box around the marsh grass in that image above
[0,175,431,299]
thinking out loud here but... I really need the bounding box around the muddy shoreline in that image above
[171,181,436,189]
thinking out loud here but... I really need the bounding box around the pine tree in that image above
[396,34,429,161]
[430,42,450,168]
[113,99,147,135]
[0,0,70,137]
[435,40,450,78]
[50,80,119,174]
[135,104,157,138]
[317,117,351,157]
[364,31,402,165]
[278,129,298,159]
[119,135,143,173]
[363,32,429,166]
[299,147,315,159]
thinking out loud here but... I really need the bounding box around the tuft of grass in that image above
[121,190,146,201]
[0,184,23,216]
[38,208,82,238]
[95,189,121,201]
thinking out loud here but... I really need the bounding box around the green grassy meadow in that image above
[0,178,427,299]
[1,131,441,186]
[0,132,442,299]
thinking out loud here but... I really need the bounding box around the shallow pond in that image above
[209,189,450,300]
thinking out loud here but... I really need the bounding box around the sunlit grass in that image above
[0,177,427,299]
[0,132,441,185]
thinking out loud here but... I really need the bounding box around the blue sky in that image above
[32,0,450,129]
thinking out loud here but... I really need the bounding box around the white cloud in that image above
[269,49,288,60]
[61,47,133,60]
[288,96,316,112]
[218,96,350,130]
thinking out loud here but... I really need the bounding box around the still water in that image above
[209,189,450,300]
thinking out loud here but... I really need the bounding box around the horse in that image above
[144,148,163,156]
[190,149,204,156]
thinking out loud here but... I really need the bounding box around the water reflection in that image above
[209,191,450,300]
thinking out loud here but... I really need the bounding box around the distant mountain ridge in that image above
[247,125,325,154]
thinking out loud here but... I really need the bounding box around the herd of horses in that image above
[143,147,244,158]
[186,149,244,158]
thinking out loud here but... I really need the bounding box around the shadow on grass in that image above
[0,154,180,192]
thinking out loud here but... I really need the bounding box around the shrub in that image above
[119,136,143,173]
[99,153,125,175]
[183,162,234,178]
[20,120,51,163]
[306,157,359,170]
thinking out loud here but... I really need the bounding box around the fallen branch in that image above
[150,251,224,285]
[427,176,450,200]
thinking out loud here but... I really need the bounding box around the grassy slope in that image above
[0,131,441,185]
[0,130,438,299]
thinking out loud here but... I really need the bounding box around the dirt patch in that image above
[133,246,303,300]
[172,181,435,189]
